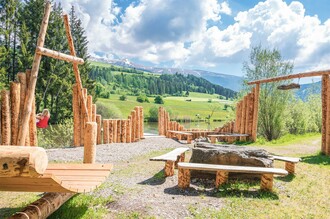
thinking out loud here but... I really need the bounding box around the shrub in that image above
[136,94,149,103]
[148,106,158,122]
[96,102,122,118]
[119,94,127,101]
[37,119,74,148]
[99,90,110,99]
[154,95,164,104]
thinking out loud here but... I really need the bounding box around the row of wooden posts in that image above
[158,107,184,136]
[0,70,37,147]
[73,84,144,146]
[214,121,235,134]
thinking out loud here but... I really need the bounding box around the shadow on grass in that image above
[48,204,88,219]
[0,207,21,218]
[164,180,279,200]
[276,174,295,182]
[138,170,166,186]
[301,153,330,165]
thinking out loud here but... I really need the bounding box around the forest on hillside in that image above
[0,1,95,123]
[90,65,237,99]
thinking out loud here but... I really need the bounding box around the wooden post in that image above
[215,171,228,188]
[116,120,121,143]
[251,84,260,142]
[140,107,144,139]
[24,69,37,146]
[108,120,114,143]
[126,118,131,143]
[244,94,250,135]
[178,168,190,189]
[17,2,51,145]
[248,92,254,138]
[326,77,330,155]
[73,84,81,146]
[103,119,109,144]
[240,96,247,141]
[164,161,175,176]
[80,88,87,146]
[96,114,102,145]
[322,75,328,154]
[131,110,136,141]
[1,90,11,145]
[260,174,273,191]
[113,119,118,143]
[9,193,74,219]
[10,82,20,145]
[135,107,140,141]
[285,162,296,174]
[87,95,92,121]
[158,107,163,135]
[83,122,97,163]
[121,120,127,143]
[92,104,96,122]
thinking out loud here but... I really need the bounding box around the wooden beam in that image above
[63,14,90,123]
[36,46,84,64]
[0,146,48,177]
[322,75,328,154]
[251,84,260,142]
[17,2,51,145]
[248,69,330,85]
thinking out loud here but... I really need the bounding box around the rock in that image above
[189,143,273,180]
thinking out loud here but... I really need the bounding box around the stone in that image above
[189,143,273,180]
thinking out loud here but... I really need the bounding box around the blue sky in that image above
[55,0,330,80]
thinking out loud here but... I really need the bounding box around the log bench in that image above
[177,162,288,191]
[208,133,250,143]
[272,155,301,174]
[167,130,193,144]
[150,147,190,176]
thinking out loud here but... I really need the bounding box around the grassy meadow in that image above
[97,92,234,122]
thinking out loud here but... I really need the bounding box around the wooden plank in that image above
[36,46,84,64]
[47,163,113,170]
[44,170,111,177]
[247,69,330,85]
[150,148,190,161]
[178,162,288,175]
[272,156,301,163]
[167,130,193,135]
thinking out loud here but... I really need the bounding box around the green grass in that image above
[97,92,234,122]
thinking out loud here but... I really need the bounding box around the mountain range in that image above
[90,58,243,92]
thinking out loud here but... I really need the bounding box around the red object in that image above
[37,116,50,128]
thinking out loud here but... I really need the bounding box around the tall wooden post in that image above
[26,69,37,146]
[10,82,20,145]
[121,120,127,143]
[87,95,92,121]
[116,120,121,143]
[80,88,87,146]
[126,117,132,143]
[17,2,51,145]
[322,75,328,154]
[131,110,136,141]
[83,122,97,163]
[92,104,96,122]
[103,119,109,144]
[158,107,163,135]
[1,90,11,145]
[96,114,102,145]
[140,107,144,138]
[108,120,114,143]
[326,77,330,155]
[135,107,140,141]
[73,84,81,146]
[113,120,118,143]
[251,84,260,142]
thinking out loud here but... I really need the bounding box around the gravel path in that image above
[47,135,184,163]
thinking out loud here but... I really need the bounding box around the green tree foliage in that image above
[136,94,149,103]
[148,106,158,122]
[89,66,236,99]
[0,1,95,123]
[119,94,127,101]
[154,95,164,104]
[243,46,293,140]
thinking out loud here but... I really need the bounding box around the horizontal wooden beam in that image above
[36,46,84,64]
[247,69,330,85]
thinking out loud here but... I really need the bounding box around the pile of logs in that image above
[0,70,37,146]
[73,85,144,146]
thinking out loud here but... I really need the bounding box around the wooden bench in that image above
[150,147,190,176]
[272,155,301,174]
[177,162,288,191]
[208,133,250,143]
[167,130,193,144]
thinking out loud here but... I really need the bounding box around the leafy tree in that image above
[119,94,127,101]
[136,94,149,103]
[148,106,158,122]
[243,45,293,140]
[154,95,164,104]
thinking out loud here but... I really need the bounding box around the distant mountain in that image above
[89,58,243,91]
[295,81,321,100]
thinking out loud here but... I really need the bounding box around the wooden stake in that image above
[26,70,37,146]
[92,104,96,122]
[80,89,87,146]
[83,122,97,163]
[322,75,328,154]
[251,84,260,142]
[10,82,20,145]
[326,77,330,155]
[140,107,144,138]
[108,120,114,143]
[131,110,136,141]
[121,120,127,143]
[73,84,81,147]
[126,118,131,143]
[87,95,92,121]
[113,119,118,143]
[117,120,121,143]
[1,90,11,145]
[17,2,51,145]
[96,115,102,145]
[135,107,140,141]
[103,119,109,144]
[158,107,163,135]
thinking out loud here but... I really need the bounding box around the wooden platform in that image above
[0,163,113,193]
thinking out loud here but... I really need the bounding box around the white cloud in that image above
[54,0,330,74]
